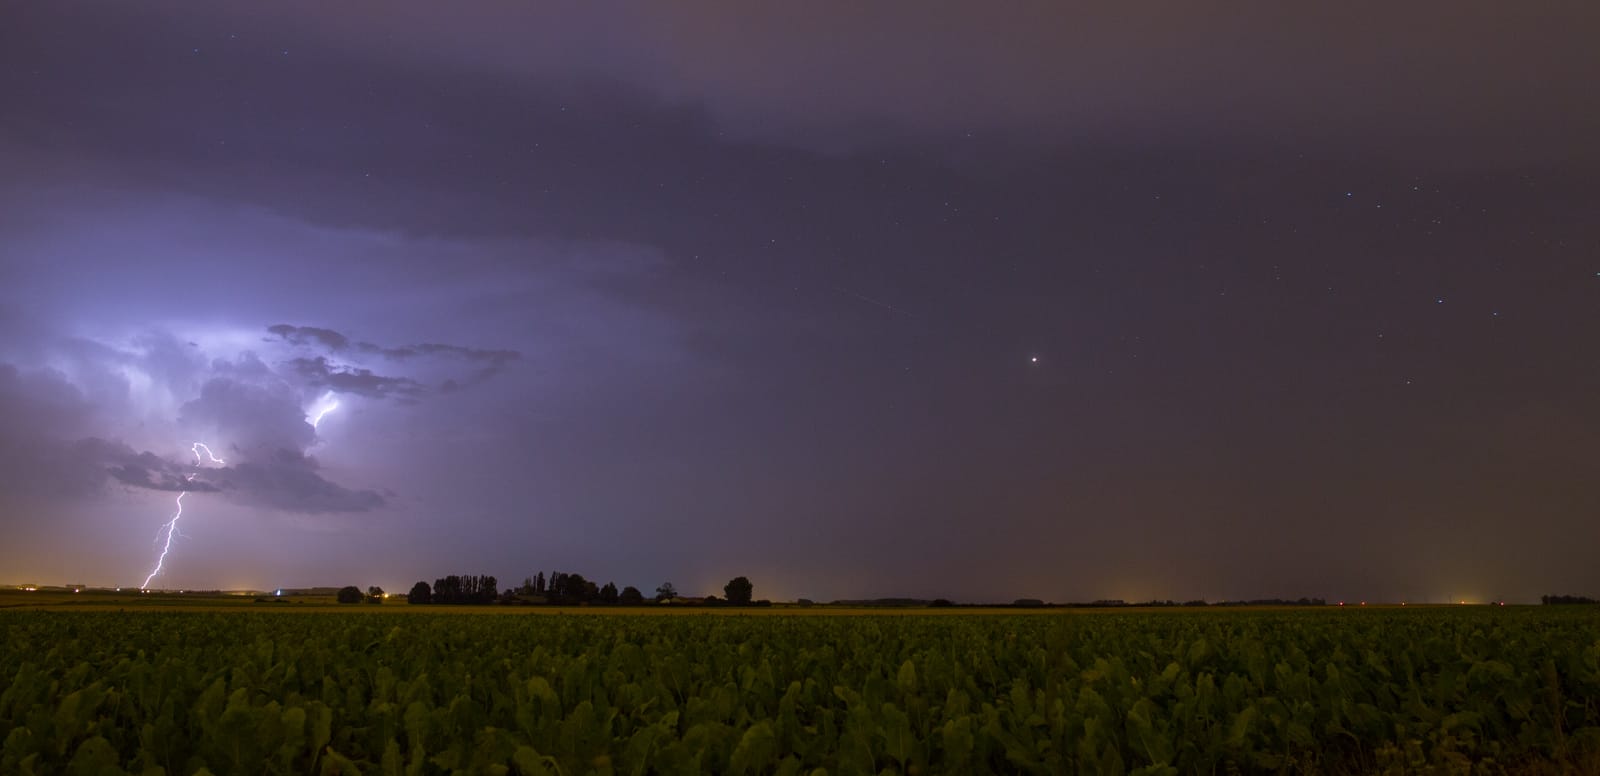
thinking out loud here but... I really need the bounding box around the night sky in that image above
[2,3,1596,603]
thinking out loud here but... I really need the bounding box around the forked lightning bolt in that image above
[140,442,225,590]
[140,398,335,589]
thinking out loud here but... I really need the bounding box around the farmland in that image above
[3,607,1599,774]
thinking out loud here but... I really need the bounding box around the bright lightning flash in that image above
[308,392,340,429]
[140,442,225,590]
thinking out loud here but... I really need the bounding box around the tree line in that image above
[335,585,384,604]
[397,573,760,607]
[1541,594,1598,605]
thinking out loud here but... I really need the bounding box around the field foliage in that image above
[3,608,1600,774]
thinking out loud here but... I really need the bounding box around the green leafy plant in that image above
[2,607,1599,773]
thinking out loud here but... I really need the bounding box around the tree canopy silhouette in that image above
[724,576,753,605]
[427,574,498,604]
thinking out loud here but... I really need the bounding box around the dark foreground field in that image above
[3,606,1599,774]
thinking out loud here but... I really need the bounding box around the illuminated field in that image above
[3,605,1598,773]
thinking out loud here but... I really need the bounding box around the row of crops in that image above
[3,607,1599,774]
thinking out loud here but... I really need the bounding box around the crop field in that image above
[3,607,1600,774]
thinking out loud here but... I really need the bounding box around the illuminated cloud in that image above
[0,323,518,515]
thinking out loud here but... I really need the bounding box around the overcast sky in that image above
[1,2,1596,602]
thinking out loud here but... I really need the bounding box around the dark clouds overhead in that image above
[7,2,1598,167]
[0,2,1596,600]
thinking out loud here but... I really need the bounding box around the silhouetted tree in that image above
[430,574,498,604]
[407,581,432,604]
[619,586,644,605]
[545,571,597,604]
[336,586,363,604]
[366,586,385,604]
[600,582,619,604]
[433,575,461,603]
[724,576,754,605]
[655,582,678,601]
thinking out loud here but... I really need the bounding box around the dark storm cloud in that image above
[286,357,424,400]
[265,325,350,352]
[373,344,522,390]
[268,324,521,368]
[208,450,384,514]
[367,342,520,368]
[70,435,381,513]
[72,438,218,494]
[268,324,522,396]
